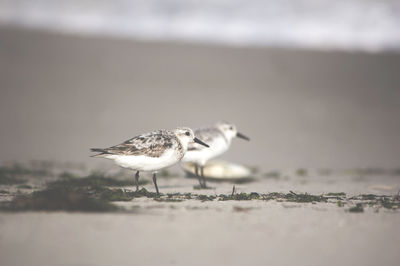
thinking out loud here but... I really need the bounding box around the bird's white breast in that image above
[182,136,230,165]
[105,147,180,172]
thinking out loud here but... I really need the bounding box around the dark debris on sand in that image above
[1,185,399,213]
[0,172,150,212]
[56,172,149,188]
[1,171,399,212]
[1,187,117,212]
[348,203,364,213]
[0,163,54,185]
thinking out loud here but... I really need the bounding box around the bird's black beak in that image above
[193,137,209,148]
[236,132,250,141]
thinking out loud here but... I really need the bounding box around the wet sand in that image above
[1,26,400,266]
[1,26,400,170]
[1,205,399,266]
[1,166,400,266]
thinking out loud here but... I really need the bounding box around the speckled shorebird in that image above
[91,128,209,195]
[181,122,249,188]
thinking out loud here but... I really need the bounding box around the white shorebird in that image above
[91,127,209,194]
[181,122,250,188]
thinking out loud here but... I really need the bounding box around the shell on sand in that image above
[182,160,254,182]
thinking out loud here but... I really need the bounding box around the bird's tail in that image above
[90,148,107,158]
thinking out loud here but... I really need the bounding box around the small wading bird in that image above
[91,128,209,195]
[181,122,250,188]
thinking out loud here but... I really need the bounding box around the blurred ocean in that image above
[0,0,399,52]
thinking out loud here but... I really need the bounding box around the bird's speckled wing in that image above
[94,130,178,158]
[188,127,224,151]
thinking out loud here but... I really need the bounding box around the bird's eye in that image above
[185,131,190,136]
[229,126,233,130]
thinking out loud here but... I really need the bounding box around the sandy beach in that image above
[1,168,400,266]
[1,205,399,266]
[1,26,400,266]
[1,26,400,170]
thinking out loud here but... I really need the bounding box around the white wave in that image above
[0,0,399,52]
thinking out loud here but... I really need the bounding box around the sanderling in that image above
[91,127,209,195]
[181,122,249,188]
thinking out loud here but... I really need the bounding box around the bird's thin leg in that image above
[135,171,140,191]
[195,164,202,187]
[153,172,160,195]
[200,165,207,188]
